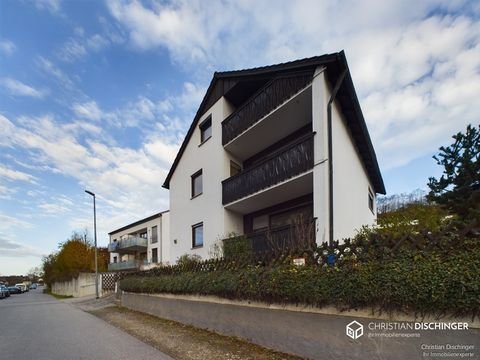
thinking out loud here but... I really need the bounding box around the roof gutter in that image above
[327,68,348,246]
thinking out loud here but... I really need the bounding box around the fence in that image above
[122,219,479,279]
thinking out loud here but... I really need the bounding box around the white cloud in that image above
[0,113,175,231]
[38,202,71,215]
[106,0,479,170]
[0,214,33,231]
[0,166,36,183]
[72,101,104,121]
[1,78,46,98]
[36,56,75,89]
[58,38,87,61]
[0,236,45,258]
[58,33,110,62]
[0,40,16,55]
[32,0,61,14]
[108,0,480,169]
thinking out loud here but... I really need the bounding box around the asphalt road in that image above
[0,288,172,360]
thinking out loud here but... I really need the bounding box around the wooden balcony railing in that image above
[222,133,314,205]
[222,72,313,145]
[223,220,316,256]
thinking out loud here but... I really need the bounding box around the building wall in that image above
[169,68,378,259]
[161,212,171,264]
[312,66,376,243]
[109,214,170,265]
[331,99,376,240]
[312,66,330,245]
[169,97,243,263]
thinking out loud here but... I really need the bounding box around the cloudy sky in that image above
[1,0,479,275]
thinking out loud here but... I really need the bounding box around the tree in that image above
[427,124,480,220]
[42,232,109,287]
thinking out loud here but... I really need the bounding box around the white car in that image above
[15,284,27,292]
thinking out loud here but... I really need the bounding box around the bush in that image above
[176,254,202,267]
[120,247,480,319]
[222,234,253,260]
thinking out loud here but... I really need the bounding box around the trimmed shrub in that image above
[120,248,480,319]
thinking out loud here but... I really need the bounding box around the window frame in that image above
[199,116,212,144]
[192,222,204,249]
[191,169,203,198]
[151,248,158,263]
[151,225,158,244]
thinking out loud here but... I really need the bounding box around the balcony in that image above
[222,133,314,213]
[107,259,148,272]
[107,236,148,254]
[222,73,313,161]
[223,221,316,255]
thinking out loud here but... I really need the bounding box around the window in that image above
[113,256,117,263]
[230,161,241,177]
[151,248,158,263]
[192,222,204,248]
[151,226,158,244]
[191,169,203,198]
[139,231,147,239]
[368,189,374,213]
[199,116,212,143]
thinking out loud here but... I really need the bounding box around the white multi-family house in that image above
[163,51,385,262]
[107,211,170,271]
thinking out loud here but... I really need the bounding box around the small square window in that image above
[199,116,212,143]
[368,189,374,213]
[192,223,203,248]
[191,170,203,198]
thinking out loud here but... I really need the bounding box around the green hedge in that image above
[120,249,480,319]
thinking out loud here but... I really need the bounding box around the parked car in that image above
[0,286,5,299]
[8,286,22,294]
[15,283,27,293]
[30,283,37,290]
[0,285,10,297]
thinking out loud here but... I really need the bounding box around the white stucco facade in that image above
[108,211,170,270]
[312,68,376,243]
[169,98,243,262]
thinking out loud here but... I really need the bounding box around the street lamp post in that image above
[85,190,99,299]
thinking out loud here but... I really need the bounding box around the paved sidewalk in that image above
[64,292,118,311]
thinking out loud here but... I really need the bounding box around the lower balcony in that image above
[223,221,316,256]
[222,133,314,214]
[108,259,148,272]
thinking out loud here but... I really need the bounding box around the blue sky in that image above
[1,0,479,275]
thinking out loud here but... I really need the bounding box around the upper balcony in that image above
[107,236,148,254]
[222,72,313,161]
[222,133,314,214]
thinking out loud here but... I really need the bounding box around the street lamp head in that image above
[85,190,95,197]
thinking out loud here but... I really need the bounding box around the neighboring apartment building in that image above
[107,211,170,271]
[163,51,386,262]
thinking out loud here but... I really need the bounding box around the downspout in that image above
[327,68,348,246]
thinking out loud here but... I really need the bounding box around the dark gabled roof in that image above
[108,210,169,235]
[162,51,386,195]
